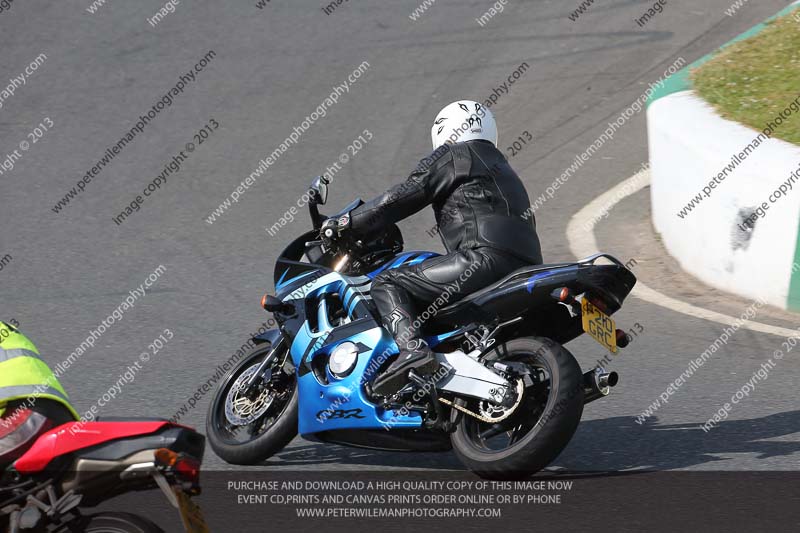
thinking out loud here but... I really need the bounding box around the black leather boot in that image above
[372,339,439,395]
[371,287,440,396]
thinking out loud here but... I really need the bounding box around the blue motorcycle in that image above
[207,176,636,478]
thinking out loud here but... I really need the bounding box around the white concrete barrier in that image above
[646,2,800,311]
[648,91,800,310]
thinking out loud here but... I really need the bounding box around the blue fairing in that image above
[276,269,318,292]
[292,319,424,435]
[282,250,473,435]
[424,328,464,347]
[367,251,438,279]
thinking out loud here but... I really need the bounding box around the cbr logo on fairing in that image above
[316,408,365,420]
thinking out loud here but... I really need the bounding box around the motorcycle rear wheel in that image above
[450,337,584,480]
[70,512,164,533]
[206,342,298,465]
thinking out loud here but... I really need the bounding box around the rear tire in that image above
[75,512,164,533]
[206,342,298,465]
[450,337,584,480]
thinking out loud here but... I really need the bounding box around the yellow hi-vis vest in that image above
[0,321,79,420]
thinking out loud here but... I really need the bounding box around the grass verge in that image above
[691,8,800,145]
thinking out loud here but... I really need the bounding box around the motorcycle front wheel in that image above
[450,337,584,480]
[206,341,298,465]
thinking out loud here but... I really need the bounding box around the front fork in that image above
[244,335,285,389]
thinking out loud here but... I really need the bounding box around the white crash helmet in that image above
[430,100,498,149]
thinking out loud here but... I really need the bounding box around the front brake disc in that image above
[224,365,274,425]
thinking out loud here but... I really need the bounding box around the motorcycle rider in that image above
[0,321,78,465]
[322,101,543,395]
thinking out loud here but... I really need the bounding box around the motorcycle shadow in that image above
[266,411,800,474]
[266,437,465,471]
[558,411,800,472]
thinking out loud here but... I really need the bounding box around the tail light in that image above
[589,297,609,313]
[0,408,54,463]
[0,408,34,438]
[175,456,201,484]
[154,448,201,487]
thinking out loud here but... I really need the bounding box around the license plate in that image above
[581,298,617,353]
[174,489,211,533]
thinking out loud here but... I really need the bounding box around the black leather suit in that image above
[350,139,543,350]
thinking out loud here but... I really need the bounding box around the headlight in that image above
[329,342,358,378]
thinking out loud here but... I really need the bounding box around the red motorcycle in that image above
[0,400,209,532]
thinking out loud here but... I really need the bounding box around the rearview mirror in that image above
[310,175,329,205]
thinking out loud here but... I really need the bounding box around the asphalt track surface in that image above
[2,0,798,477]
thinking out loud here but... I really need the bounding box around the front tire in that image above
[206,341,298,465]
[450,337,584,480]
